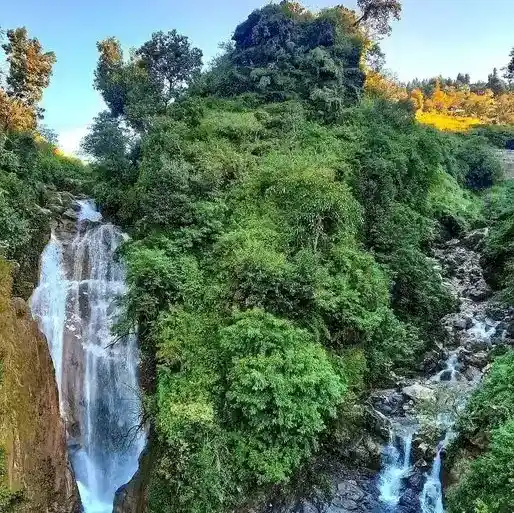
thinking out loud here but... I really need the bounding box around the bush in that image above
[458,351,514,441]
[457,138,503,190]
[219,309,345,483]
[448,419,514,513]
[472,125,514,150]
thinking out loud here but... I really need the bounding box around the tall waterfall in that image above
[30,200,146,513]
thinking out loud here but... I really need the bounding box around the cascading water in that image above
[419,433,453,513]
[378,430,414,507]
[374,233,502,513]
[30,200,145,513]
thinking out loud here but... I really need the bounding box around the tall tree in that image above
[505,47,514,83]
[136,30,203,106]
[2,27,55,109]
[487,67,506,96]
[94,37,126,117]
[355,0,402,37]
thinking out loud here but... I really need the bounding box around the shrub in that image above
[448,419,514,513]
[219,309,345,483]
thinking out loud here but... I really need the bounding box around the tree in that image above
[94,37,126,117]
[219,309,345,483]
[355,0,402,37]
[136,30,203,107]
[2,28,55,110]
[0,88,36,131]
[456,72,470,85]
[504,47,514,83]
[487,67,506,96]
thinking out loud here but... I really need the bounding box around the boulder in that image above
[402,384,435,402]
[465,278,492,301]
[398,488,420,513]
[370,389,405,416]
[63,208,78,221]
[422,350,443,374]
[463,350,489,369]
[485,303,508,321]
[464,365,482,382]
[364,406,392,439]
[337,481,365,502]
[452,315,473,331]
[462,228,488,251]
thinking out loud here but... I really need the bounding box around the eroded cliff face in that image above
[0,259,80,513]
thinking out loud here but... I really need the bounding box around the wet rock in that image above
[412,437,437,464]
[505,320,514,339]
[0,270,81,512]
[422,349,443,374]
[298,500,318,513]
[404,468,425,493]
[114,441,152,513]
[63,208,78,220]
[337,481,365,502]
[466,278,492,301]
[463,350,489,369]
[453,315,473,330]
[486,303,508,321]
[364,406,392,439]
[351,434,383,471]
[464,365,482,382]
[402,384,435,402]
[466,336,491,352]
[462,228,488,251]
[331,497,359,511]
[398,488,420,513]
[370,390,404,416]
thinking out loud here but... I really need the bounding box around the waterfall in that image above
[30,200,146,513]
[419,434,452,513]
[378,430,413,507]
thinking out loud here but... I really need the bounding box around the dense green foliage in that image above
[472,125,514,150]
[483,180,514,298]
[448,352,514,513]
[0,131,87,296]
[78,3,504,512]
[200,3,366,110]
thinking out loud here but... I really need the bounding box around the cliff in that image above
[0,259,80,513]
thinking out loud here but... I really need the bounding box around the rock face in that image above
[113,442,154,513]
[0,261,80,512]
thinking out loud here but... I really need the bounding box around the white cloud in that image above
[58,126,89,157]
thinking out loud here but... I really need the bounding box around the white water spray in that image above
[378,429,413,506]
[31,200,145,513]
[420,433,453,513]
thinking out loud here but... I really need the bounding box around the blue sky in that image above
[2,0,513,154]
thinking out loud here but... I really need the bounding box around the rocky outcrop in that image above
[0,260,80,512]
[114,441,154,513]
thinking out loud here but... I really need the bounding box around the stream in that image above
[375,230,501,513]
[30,200,146,513]
[268,229,507,513]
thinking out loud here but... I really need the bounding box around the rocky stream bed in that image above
[267,229,514,513]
